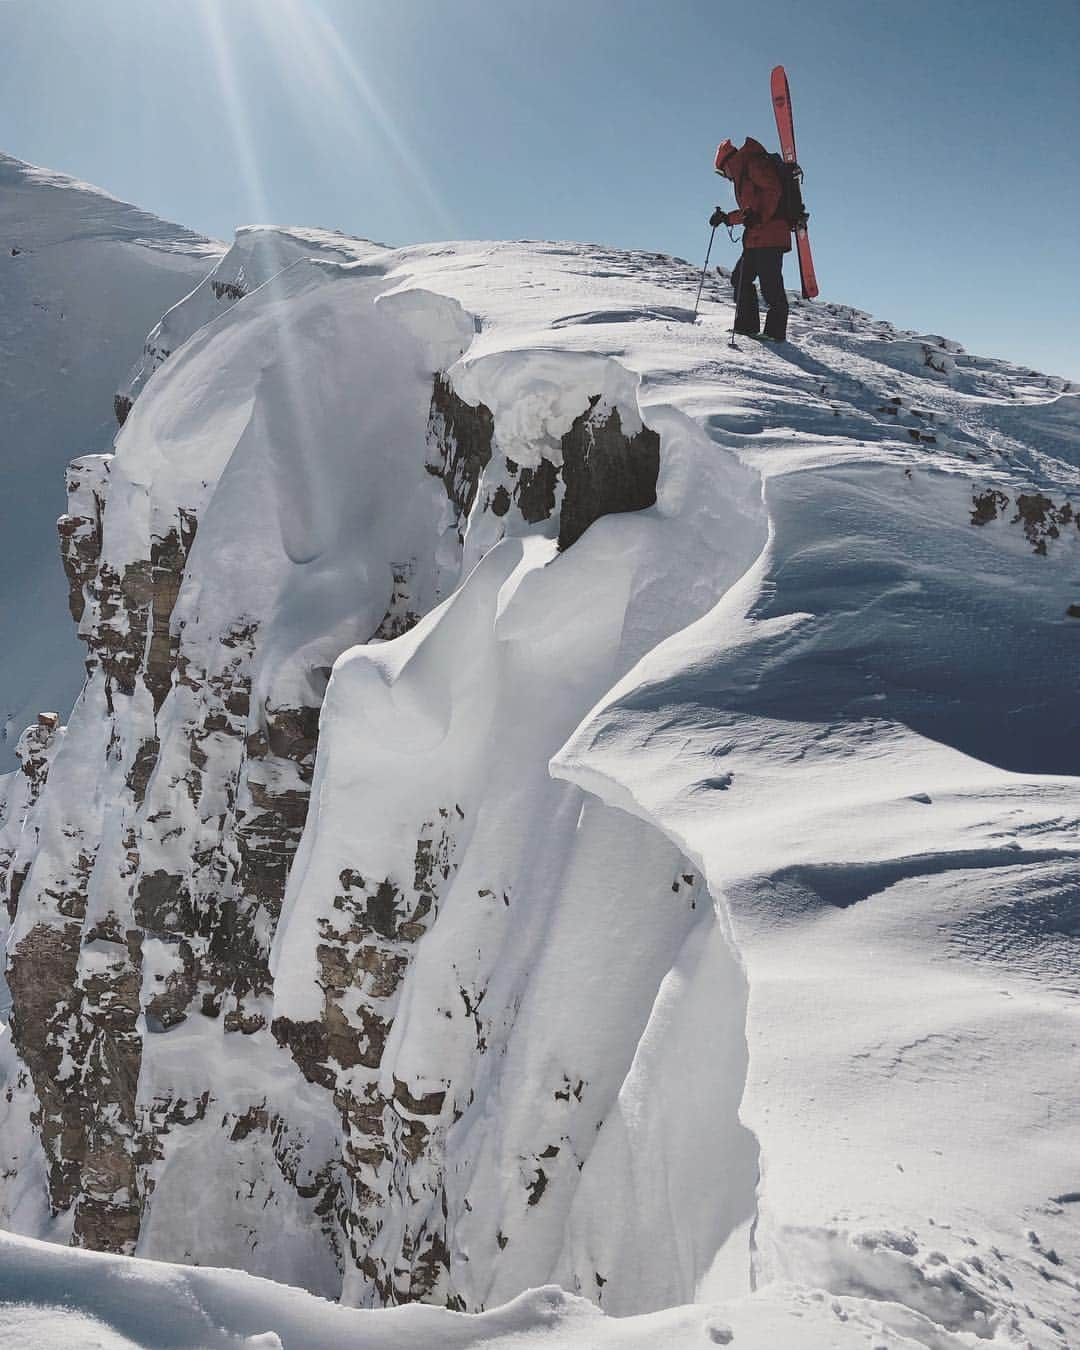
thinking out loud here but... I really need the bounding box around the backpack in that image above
[755,152,808,228]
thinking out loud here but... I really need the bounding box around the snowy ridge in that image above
[1,217,1078,1350]
[0,152,221,769]
[117,224,390,413]
[0,152,215,255]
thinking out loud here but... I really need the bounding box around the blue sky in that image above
[3,0,1078,379]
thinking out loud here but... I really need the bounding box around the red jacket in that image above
[723,138,792,251]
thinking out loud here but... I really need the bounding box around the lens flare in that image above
[196,0,274,227]
[196,0,455,238]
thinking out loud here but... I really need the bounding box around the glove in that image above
[709,208,729,228]
[741,209,760,228]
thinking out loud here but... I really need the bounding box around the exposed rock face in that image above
[558,397,660,551]
[6,449,204,1249]
[970,487,1009,527]
[4,447,338,1251]
[425,374,494,528]
[0,716,62,923]
[970,485,1078,553]
[1011,491,1076,554]
[272,815,459,1303]
[3,703,105,1235]
[145,511,198,711]
[512,457,559,525]
[57,456,109,629]
[424,375,661,557]
[211,280,246,303]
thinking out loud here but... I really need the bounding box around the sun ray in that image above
[195,0,274,228]
[193,0,341,578]
[249,0,457,238]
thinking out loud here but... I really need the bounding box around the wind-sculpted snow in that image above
[117,225,390,415]
[272,427,763,1306]
[1,218,1079,1349]
[0,1230,914,1350]
[545,279,1080,1344]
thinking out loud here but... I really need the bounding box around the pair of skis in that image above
[770,65,819,300]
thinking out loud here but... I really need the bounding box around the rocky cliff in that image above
[0,232,695,1303]
[2,227,1078,1347]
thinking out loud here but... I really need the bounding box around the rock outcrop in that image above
[970,484,1079,553]
[558,397,660,551]
[0,246,666,1293]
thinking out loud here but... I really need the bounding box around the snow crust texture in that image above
[1,214,1079,1350]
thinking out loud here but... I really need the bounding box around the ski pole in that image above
[692,225,717,319]
[729,247,748,349]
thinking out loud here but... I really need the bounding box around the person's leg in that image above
[732,251,761,336]
[759,249,789,341]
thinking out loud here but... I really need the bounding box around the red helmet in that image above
[714,139,737,175]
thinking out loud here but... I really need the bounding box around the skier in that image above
[709,137,791,343]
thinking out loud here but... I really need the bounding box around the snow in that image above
[102,255,475,719]
[2,183,1079,1349]
[0,152,221,770]
[452,347,644,467]
[270,239,1078,1340]
[0,1229,946,1348]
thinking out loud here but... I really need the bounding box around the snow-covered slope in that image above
[0,1229,900,1350]
[2,212,1078,1350]
[0,152,222,769]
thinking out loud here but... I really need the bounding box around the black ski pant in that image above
[731,247,788,340]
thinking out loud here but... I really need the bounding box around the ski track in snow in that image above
[1,214,1079,1350]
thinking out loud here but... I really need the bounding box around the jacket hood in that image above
[726,137,770,177]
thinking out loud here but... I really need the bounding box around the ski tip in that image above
[771,64,786,78]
